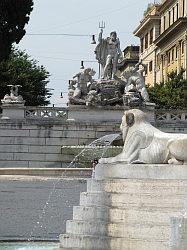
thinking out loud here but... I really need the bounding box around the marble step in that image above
[66,220,171,240]
[94,163,187,180]
[73,205,182,224]
[87,179,187,194]
[59,234,169,250]
[59,234,111,250]
[80,192,185,209]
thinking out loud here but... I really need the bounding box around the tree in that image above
[0,48,52,106]
[0,0,34,61]
[147,70,187,109]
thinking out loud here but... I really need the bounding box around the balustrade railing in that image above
[0,105,186,123]
[25,106,68,119]
[155,110,187,123]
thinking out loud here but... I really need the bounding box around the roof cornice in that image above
[154,17,187,46]
[158,0,177,13]
[134,15,161,37]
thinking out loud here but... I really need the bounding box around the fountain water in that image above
[15,134,119,246]
[61,133,122,169]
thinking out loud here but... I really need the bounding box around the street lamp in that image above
[91,35,96,44]
[80,60,84,69]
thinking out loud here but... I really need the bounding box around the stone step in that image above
[59,234,111,250]
[94,163,187,180]
[59,234,169,250]
[66,220,171,240]
[80,192,185,209]
[55,248,81,250]
[73,205,182,224]
[87,179,187,194]
[73,205,109,222]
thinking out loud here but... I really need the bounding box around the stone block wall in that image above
[0,107,186,168]
[0,119,120,168]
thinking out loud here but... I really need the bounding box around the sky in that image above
[19,0,155,106]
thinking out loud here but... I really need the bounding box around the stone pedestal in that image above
[57,163,187,250]
[68,104,155,123]
[1,103,25,119]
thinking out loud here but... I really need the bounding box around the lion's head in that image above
[120,109,148,142]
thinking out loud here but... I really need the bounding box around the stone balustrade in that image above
[25,106,68,119]
[1,105,187,124]
[26,107,186,124]
[156,110,187,123]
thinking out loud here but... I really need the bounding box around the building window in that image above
[183,0,185,16]
[156,54,160,70]
[176,3,179,19]
[168,51,171,64]
[141,38,144,53]
[149,61,153,72]
[172,49,174,61]
[173,7,175,23]
[159,20,161,35]
[176,47,178,58]
[169,11,171,26]
[145,65,148,75]
[163,16,166,30]
[181,41,184,54]
[145,33,148,49]
[149,28,153,45]
[163,55,166,66]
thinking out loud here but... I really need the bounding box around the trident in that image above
[98,21,105,79]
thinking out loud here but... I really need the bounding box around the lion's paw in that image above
[168,158,183,165]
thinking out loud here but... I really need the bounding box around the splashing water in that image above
[28,133,121,241]
[67,133,121,168]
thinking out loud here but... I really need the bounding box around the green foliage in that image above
[147,70,187,109]
[0,49,52,106]
[0,0,34,61]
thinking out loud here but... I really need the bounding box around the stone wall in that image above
[0,107,186,168]
[0,118,120,168]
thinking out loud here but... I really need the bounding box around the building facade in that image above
[155,0,187,81]
[134,5,161,86]
[134,0,187,85]
[118,45,140,74]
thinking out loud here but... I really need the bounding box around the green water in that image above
[0,242,58,250]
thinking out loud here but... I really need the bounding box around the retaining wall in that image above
[0,107,186,168]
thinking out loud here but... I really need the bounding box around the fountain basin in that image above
[0,242,58,250]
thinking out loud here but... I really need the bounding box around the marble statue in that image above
[69,68,96,105]
[124,61,149,103]
[68,35,152,107]
[95,30,122,79]
[100,109,187,164]
[1,85,24,103]
[86,90,101,106]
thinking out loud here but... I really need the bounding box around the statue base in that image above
[68,103,155,123]
[1,102,25,119]
[57,163,187,250]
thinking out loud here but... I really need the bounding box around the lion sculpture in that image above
[100,109,187,165]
